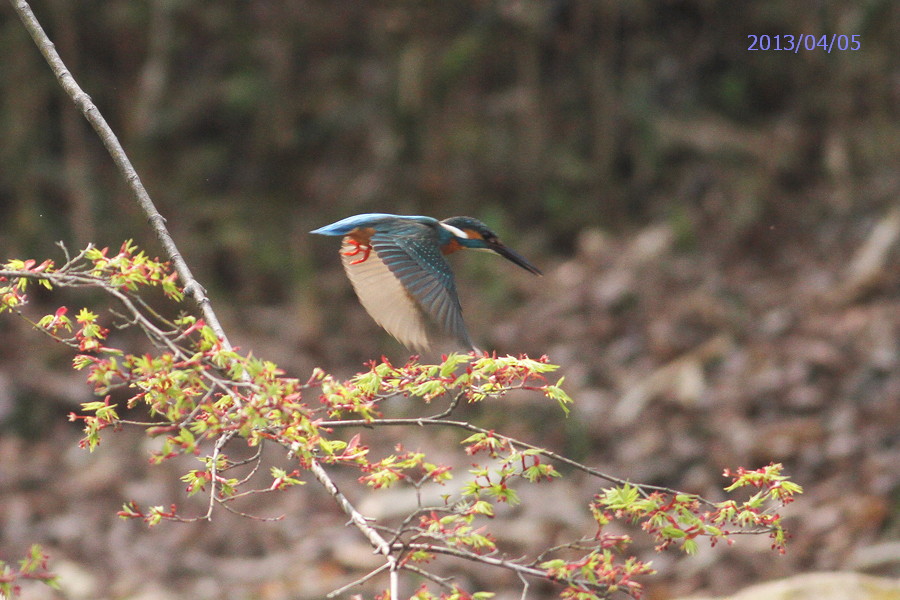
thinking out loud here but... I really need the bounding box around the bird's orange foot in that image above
[342,239,373,264]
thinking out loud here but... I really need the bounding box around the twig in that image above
[226,444,265,470]
[325,563,390,598]
[215,501,285,522]
[309,459,399,597]
[421,390,465,421]
[203,431,234,520]
[402,543,549,580]
[517,570,530,600]
[400,563,454,590]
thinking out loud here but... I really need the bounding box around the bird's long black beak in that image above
[490,241,542,275]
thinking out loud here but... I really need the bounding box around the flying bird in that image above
[311,213,541,352]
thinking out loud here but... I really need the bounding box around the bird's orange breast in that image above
[441,238,463,254]
[345,227,376,244]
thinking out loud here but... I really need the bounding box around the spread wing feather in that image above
[339,222,474,351]
[341,239,431,351]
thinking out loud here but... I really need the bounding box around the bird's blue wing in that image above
[311,214,436,236]
[375,226,474,350]
[339,221,474,351]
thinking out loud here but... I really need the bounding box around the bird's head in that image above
[440,216,542,275]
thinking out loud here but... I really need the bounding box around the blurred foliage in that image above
[1,0,896,305]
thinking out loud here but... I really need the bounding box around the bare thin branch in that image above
[9,0,227,345]
[400,563,455,590]
[325,563,391,598]
[308,460,398,568]
[518,570,531,600]
[403,543,549,580]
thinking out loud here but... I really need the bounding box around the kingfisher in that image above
[311,213,541,352]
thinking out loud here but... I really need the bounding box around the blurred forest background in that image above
[0,1,898,599]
